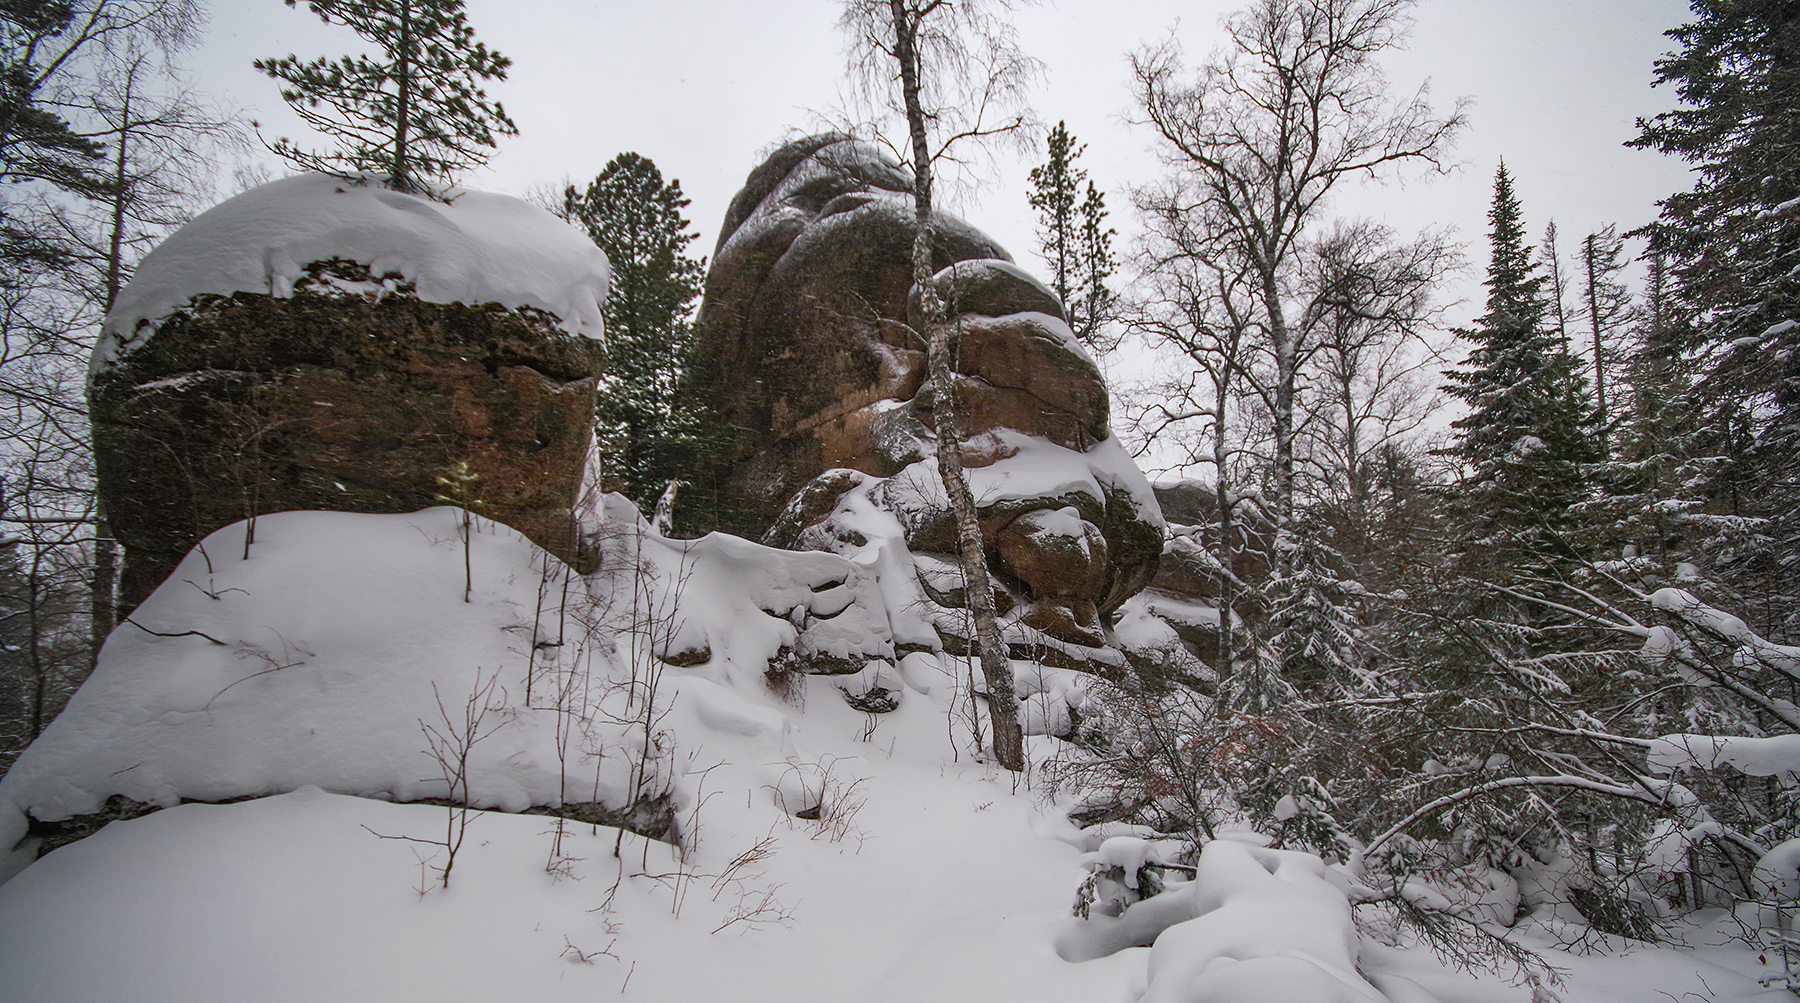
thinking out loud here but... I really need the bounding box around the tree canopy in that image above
[255,0,515,193]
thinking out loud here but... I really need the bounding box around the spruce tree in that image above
[1442,164,1600,573]
[255,0,516,193]
[1631,0,1800,620]
[1581,245,1719,565]
[1265,516,1362,695]
[558,153,708,516]
[1027,120,1115,345]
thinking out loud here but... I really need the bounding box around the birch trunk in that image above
[888,0,1023,771]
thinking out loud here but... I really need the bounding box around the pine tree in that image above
[1028,120,1115,345]
[558,153,708,516]
[1074,177,1116,347]
[1442,164,1600,573]
[1028,121,1080,306]
[255,0,516,193]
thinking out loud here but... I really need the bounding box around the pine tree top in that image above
[256,0,517,195]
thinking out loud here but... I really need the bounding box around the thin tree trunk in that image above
[26,549,45,740]
[1583,233,1610,451]
[1213,376,1236,673]
[91,505,115,658]
[91,66,135,658]
[888,0,1023,771]
[393,0,414,191]
[1262,264,1296,578]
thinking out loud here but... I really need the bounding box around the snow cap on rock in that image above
[93,173,611,374]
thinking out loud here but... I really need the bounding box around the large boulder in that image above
[693,135,1164,670]
[90,175,610,611]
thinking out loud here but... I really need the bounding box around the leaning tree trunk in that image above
[888,0,1023,771]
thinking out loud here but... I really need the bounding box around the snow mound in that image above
[94,173,611,374]
[0,510,623,855]
[0,501,902,880]
[1058,839,1386,1003]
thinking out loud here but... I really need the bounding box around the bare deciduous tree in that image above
[1131,0,1464,575]
[1578,225,1634,447]
[839,0,1039,770]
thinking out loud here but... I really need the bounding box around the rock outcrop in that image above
[692,135,1164,672]
[90,175,610,611]
[91,267,603,610]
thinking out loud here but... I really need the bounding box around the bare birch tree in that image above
[1296,222,1454,565]
[1129,185,1272,669]
[1131,0,1463,576]
[839,0,1037,770]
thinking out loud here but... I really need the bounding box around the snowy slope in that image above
[0,509,1786,1003]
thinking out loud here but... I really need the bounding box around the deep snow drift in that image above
[0,508,1786,1002]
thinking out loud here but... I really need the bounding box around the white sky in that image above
[195,0,1696,344]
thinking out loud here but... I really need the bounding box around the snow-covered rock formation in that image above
[90,174,611,610]
[693,135,1165,676]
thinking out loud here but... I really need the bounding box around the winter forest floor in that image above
[0,509,1788,1003]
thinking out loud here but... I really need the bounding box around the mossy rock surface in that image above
[92,271,603,610]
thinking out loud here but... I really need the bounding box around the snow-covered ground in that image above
[0,508,1787,1002]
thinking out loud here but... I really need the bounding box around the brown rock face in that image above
[91,262,602,611]
[694,135,1163,661]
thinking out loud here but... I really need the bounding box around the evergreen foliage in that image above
[1264,517,1362,694]
[255,0,516,194]
[1443,165,1600,573]
[1074,178,1115,347]
[0,2,108,217]
[0,1,192,267]
[1027,120,1115,345]
[558,153,710,518]
[1575,247,1722,565]
[1631,0,1800,620]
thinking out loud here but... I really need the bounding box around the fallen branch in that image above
[123,617,228,646]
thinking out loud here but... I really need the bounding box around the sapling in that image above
[419,672,503,887]
[434,460,485,602]
[364,670,504,891]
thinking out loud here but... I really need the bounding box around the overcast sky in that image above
[193,0,1697,337]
